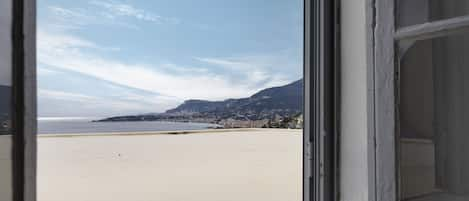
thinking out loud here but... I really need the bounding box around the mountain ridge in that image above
[97,79,304,128]
[166,79,303,117]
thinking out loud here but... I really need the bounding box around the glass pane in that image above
[399,32,469,201]
[397,0,469,27]
[0,0,13,200]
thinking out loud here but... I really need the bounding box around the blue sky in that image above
[38,0,304,117]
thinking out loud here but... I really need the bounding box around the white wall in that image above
[340,0,372,200]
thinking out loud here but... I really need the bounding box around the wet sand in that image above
[38,129,302,201]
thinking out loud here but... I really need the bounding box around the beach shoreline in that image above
[38,128,302,137]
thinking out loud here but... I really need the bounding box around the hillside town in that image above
[96,79,304,129]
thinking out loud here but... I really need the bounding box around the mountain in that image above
[97,79,303,127]
[166,79,303,119]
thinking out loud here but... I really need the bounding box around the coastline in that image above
[37,128,301,138]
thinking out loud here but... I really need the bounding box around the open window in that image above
[1,0,341,200]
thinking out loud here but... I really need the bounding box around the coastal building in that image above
[2,0,469,201]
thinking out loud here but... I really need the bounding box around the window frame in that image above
[375,1,469,201]
[304,0,339,201]
[11,0,37,200]
[11,0,339,200]
[373,1,397,201]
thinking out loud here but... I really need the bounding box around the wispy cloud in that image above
[37,29,120,52]
[48,6,90,23]
[43,1,179,31]
[38,67,60,76]
[38,88,178,117]
[47,6,89,29]
[39,89,100,102]
[194,56,292,87]
[38,1,302,117]
[38,30,287,102]
[45,5,140,30]
[90,0,180,24]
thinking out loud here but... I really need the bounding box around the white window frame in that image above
[374,1,469,201]
[373,1,396,201]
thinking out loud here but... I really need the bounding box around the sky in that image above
[37,0,304,118]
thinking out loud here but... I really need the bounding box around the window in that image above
[0,0,334,200]
[396,1,469,201]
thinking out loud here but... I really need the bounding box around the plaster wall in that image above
[340,0,371,200]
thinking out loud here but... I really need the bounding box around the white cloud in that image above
[49,6,90,22]
[38,29,120,53]
[38,1,301,117]
[46,6,96,30]
[39,29,98,49]
[195,57,249,70]
[39,89,99,102]
[158,63,210,74]
[194,56,292,87]
[53,5,141,30]
[43,2,178,32]
[38,88,178,116]
[89,0,180,24]
[38,67,60,76]
[38,30,288,103]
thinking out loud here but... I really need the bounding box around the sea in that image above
[38,117,221,135]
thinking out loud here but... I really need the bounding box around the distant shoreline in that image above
[38,128,301,138]
[91,119,224,128]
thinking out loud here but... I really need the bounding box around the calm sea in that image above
[38,117,221,134]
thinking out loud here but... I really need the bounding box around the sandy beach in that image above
[38,129,302,201]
